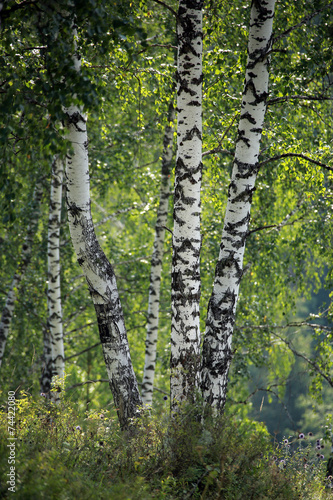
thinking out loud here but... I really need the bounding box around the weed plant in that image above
[0,389,331,499]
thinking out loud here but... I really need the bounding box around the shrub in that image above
[0,391,331,499]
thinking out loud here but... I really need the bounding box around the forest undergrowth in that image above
[0,388,332,499]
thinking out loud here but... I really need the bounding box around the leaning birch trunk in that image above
[141,102,175,406]
[0,182,43,369]
[64,31,142,429]
[171,0,203,409]
[47,157,65,397]
[201,0,276,412]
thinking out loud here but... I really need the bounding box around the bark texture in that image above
[141,102,175,406]
[47,157,65,394]
[201,0,276,412]
[65,32,142,428]
[171,0,203,409]
[0,182,43,369]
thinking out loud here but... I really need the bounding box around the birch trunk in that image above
[171,0,203,409]
[141,102,175,406]
[0,182,43,370]
[47,157,65,393]
[65,32,142,428]
[201,0,276,412]
[40,324,52,395]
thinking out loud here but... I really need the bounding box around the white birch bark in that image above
[47,157,65,390]
[0,182,43,369]
[141,102,175,406]
[201,0,276,412]
[64,31,142,428]
[171,0,203,409]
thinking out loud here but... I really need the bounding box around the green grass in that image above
[0,392,331,499]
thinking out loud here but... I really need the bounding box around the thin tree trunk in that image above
[40,324,52,395]
[201,0,276,412]
[171,0,203,409]
[64,28,142,428]
[141,101,175,406]
[0,182,44,370]
[47,157,65,395]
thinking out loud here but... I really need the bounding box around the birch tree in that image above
[64,26,142,428]
[41,158,63,395]
[47,157,65,391]
[201,0,277,411]
[1,0,332,431]
[0,182,44,370]
[170,0,203,409]
[141,101,175,406]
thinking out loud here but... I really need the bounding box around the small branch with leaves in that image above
[249,196,305,235]
[202,114,237,157]
[258,153,333,173]
[273,1,333,44]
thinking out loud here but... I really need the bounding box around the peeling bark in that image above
[141,101,175,406]
[0,182,44,370]
[65,28,142,428]
[201,0,276,412]
[171,0,203,409]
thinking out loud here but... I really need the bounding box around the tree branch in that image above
[249,197,304,235]
[160,225,173,236]
[67,378,109,390]
[237,321,332,332]
[150,0,177,18]
[64,342,101,361]
[202,113,237,157]
[273,2,333,43]
[1,0,38,20]
[268,95,333,105]
[272,331,333,388]
[94,205,140,229]
[65,322,98,337]
[248,218,303,235]
[230,385,296,429]
[67,378,169,395]
[202,147,234,158]
[258,153,333,172]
